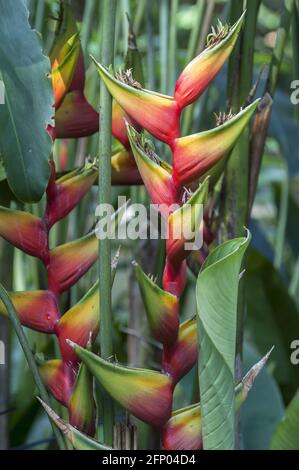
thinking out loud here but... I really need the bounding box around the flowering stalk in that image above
[59,11,260,450]
[0,9,262,451]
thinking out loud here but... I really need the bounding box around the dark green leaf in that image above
[0,0,52,202]
[246,249,299,402]
[271,388,299,449]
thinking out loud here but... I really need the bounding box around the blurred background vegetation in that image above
[0,0,299,450]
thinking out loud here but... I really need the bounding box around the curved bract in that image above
[57,282,100,364]
[172,100,260,186]
[134,262,179,346]
[174,12,246,109]
[68,341,173,427]
[92,57,180,145]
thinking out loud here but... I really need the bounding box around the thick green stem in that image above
[98,0,116,446]
[224,0,260,449]
[81,0,96,53]
[160,0,169,94]
[168,0,178,93]
[34,0,45,31]
[186,0,206,65]
[0,283,65,450]
[274,169,289,269]
[133,0,146,36]
[146,1,155,90]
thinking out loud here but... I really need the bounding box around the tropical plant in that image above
[0,0,298,453]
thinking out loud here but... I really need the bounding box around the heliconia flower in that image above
[0,290,58,333]
[166,178,209,266]
[133,262,179,346]
[162,349,273,450]
[162,403,202,451]
[39,360,75,406]
[162,318,197,385]
[162,258,187,297]
[67,341,173,427]
[51,32,81,109]
[0,206,49,262]
[68,49,85,93]
[111,148,142,185]
[47,231,98,295]
[51,90,99,139]
[47,203,126,294]
[111,101,131,149]
[45,161,97,228]
[56,282,99,365]
[92,57,180,145]
[68,352,96,436]
[38,398,112,450]
[174,12,245,110]
[172,100,259,187]
[126,124,178,218]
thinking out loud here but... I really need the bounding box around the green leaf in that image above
[0,0,52,202]
[246,249,299,402]
[196,233,250,450]
[271,388,299,450]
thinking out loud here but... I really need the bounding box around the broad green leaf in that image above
[0,0,52,202]
[196,233,250,450]
[271,389,299,450]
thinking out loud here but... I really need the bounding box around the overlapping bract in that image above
[0,160,102,435]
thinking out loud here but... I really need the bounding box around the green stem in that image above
[133,0,146,36]
[160,0,169,94]
[274,169,289,270]
[98,0,117,446]
[186,0,206,65]
[34,0,45,31]
[224,0,260,449]
[0,283,65,450]
[226,0,244,111]
[81,0,96,53]
[122,0,130,56]
[168,0,178,94]
[146,1,155,90]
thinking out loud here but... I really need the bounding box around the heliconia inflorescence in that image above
[0,9,262,450]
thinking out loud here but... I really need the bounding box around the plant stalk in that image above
[168,0,178,93]
[98,0,117,446]
[160,0,169,94]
